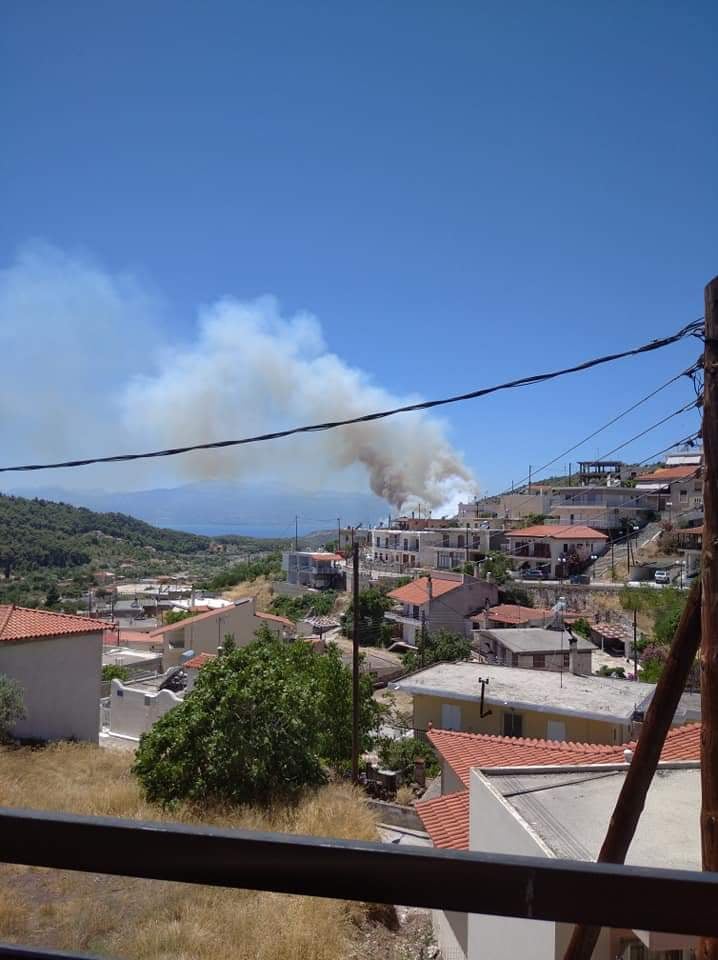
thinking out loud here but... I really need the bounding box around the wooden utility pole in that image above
[700,275,718,960]
[563,581,702,960]
[351,539,360,785]
[294,515,299,551]
[337,517,341,552]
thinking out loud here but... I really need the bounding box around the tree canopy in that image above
[402,628,472,672]
[0,675,25,741]
[341,587,393,645]
[133,639,383,805]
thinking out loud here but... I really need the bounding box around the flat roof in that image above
[393,660,700,724]
[482,766,700,870]
[480,627,597,655]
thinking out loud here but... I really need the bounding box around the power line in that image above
[487,362,701,501]
[0,320,703,474]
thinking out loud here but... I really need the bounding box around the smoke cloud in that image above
[1,244,476,510]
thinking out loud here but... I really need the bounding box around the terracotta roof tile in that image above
[636,466,698,481]
[416,792,470,850]
[388,577,462,605]
[0,604,107,643]
[419,724,700,850]
[184,652,216,670]
[255,611,294,629]
[505,524,608,540]
[477,604,554,625]
[150,602,249,637]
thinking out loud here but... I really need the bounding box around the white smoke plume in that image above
[122,296,476,509]
[0,244,477,510]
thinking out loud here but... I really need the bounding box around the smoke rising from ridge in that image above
[0,245,476,509]
[121,295,476,508]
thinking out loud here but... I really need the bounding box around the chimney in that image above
[414,757,426,788]
[568,633,580,675]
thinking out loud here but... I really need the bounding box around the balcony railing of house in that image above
[1,804,718,960]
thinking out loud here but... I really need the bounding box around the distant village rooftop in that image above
[505,524,608,540]
[393,660,700,724]
[478,627,596,655]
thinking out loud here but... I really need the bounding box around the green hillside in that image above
[0,493,291,608]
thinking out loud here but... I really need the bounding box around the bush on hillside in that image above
[101,665,131,683]
[402,629,471,672]
[0,675,25,740]
[340,588,392,645]
[133,639,383,805]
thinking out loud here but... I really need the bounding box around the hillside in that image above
[0,493,293,607]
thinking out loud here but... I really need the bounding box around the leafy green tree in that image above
[269,590,336,622]
[377,736,439,778]
[402,629,471,672]
[222,633,237,653]
[101,665,131,683]
[164,609,194,626]
[0,675,25,740]
[253,622,276,644]
[45,583,61,608]
[314,644,384,769]
[341,588,392,645]
[133,637,382,805]
[500,585,534,607]
[571,617,591,639]
[481,551,511,584]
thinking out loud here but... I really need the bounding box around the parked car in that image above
[522,568,545,580]
[569,574,590,585]
[654,569,671,584]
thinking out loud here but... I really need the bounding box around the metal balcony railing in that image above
[1,804,718,959]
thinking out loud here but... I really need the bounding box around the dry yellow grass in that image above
[0,743,392,960]
[221,574,276,611]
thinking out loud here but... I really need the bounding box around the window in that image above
[412,605,420,619]
[503,712,523,737]
[563,652,570,667]
[442,534,449,547]
[547,720,566,740]
[533,654,546,668]
[562,544,569,553]
[437,552,452,569]
[457,534,464,548]
[403,539,408,551]
[441,703,462,730]
[511,653,519,667]
[169,634,185,649]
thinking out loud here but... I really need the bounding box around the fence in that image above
[0,804,718,960]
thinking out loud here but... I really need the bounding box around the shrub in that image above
[402,629,471,672]
[376,736,439,778]
[133,639,382,806]
[341,588,392,645]
[0,675,25,740]
[571,617,591,638]
[101,665,130,683]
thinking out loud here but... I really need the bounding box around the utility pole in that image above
[633,607,638,681]
[700,275,718,960]
[528,464,532,495]
[337,517,341,552]
[611,533,615,580]
[351,539,360,785]
[465,523,470,565]
[295,515,299,552]
[420,609,427,668]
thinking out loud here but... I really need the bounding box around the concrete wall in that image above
[0,632,102,743]
[109,678,182,740]
[163,598,287,667]
[491,641,592,675]
[413,693,630,745]
[465,768,557,960]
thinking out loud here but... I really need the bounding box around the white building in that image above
[0,604,106,743]
[503,524,608,578]
[368,526,503,572]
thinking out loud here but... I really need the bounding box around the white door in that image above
[546,720,566,741]
[441,703,462,731]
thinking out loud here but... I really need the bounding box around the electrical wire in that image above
[0,319,703,474]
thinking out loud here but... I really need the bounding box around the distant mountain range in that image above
[6,482,391,538]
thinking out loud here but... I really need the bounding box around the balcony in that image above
[0,804,717,960]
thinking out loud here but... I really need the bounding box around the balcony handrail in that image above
[1,805,718,944]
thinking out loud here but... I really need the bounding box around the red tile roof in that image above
[678,525,703,537]
[0,605,107,643]
[417,724,700,850]
[415,792,470,850]
[427,723,701,788]
[150,602,248,636]
[388,576,462,605]
[636,466,698,482]
[255,611,294,629]
[505,524,608,540]
[309,553,343,561]
[476,604,554,625]
[184,652,216,670]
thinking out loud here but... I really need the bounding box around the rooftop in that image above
[255,610,295,629]
[150,599,251,636]
[184,652,216,670]
[427,723,701,788]
[387,576,463,605]
[635,466,698,482]
[479,627,596,655]
[0,605,107,643]
[505,524,608,540]
[485,766,700,870]
[417,724,701,850]
[478,604,554,625]
[393,660,700,724]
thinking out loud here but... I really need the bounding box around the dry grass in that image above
[0,742,399,960]
[221,574,276,611]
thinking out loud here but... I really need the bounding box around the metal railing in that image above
[1,804,718,959]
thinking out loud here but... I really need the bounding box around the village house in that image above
[475,626,596,673]
[282,551,344,589]
[384,572,499,647]
[546,485,656,532]
[0,605,107,743]
[416,725,701,960]
[472,603,554,629]
[367,525,504,572]
[152,597,294,668]
[391,658,700,744]
[503,523,608,578]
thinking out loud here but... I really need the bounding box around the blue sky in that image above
[1,1,715,504]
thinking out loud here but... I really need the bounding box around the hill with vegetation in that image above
[0,492,291,607]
